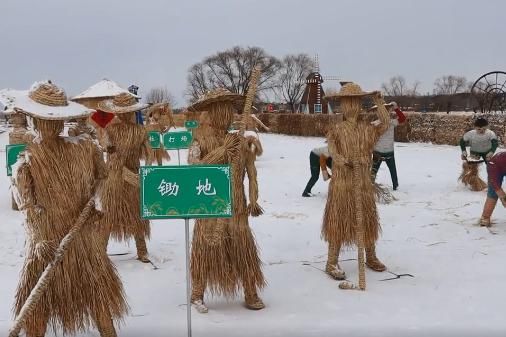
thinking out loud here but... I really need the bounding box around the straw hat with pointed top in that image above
[98,92,150,114]
[188,88,245,112]
[325,82,379,101]
[14,81,92,120]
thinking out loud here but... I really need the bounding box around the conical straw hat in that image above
[188,88,245,111]
[14,81,92,120]
[324,82,378,101]
[97,92,150,114]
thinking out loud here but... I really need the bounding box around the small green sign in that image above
[140,165,232,219]
[163,131,193,149]
[6,144,27,176]
[148,131,161,149]
[185,120,199,129]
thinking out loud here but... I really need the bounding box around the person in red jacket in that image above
[480,151,506,226]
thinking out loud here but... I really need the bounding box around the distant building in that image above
[299,72,332,114]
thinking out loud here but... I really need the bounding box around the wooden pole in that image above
[240,66,262,137]
[352,152,367,291]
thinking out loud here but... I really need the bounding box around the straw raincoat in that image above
[321,83,390,280]
[12,81,127,337]
[98,93,152,261]
[188,89,265,310]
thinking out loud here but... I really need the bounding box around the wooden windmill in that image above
[298,55,341,114]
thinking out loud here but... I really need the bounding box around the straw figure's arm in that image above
[370,94,390,142]
[12,160,38,211]
[247,135,263,157]
[201,134,242,165]
[93,143,108,180]
[245,146,264,216]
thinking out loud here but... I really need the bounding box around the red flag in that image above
[91,110,115,128]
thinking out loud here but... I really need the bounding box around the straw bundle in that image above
[100,112,151,243]
[12,120,127,336]
[244,141,264,216]
[246,135,263,157]
[459,162,487,191]
[374,182,396,204]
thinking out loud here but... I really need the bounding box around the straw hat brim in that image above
[97,100,150,114]
[13,94,93,120]
[188,93,245,112]
[325,90,379,101]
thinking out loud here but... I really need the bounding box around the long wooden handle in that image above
[352,155,366,291]
[240,66,262,136]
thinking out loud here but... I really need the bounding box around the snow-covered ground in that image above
[1,130,506,337]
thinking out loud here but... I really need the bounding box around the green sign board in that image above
[163,131,192,149]
[185,120,199,129]
[6,144,27,176]
[140,165,232,219]
[148,131,161,149]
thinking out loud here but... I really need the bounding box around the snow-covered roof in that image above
[0,88,29,113]
[72,78,139,100]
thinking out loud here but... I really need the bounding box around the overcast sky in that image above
[1,0,504,106]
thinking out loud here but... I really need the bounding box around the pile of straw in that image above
[459,162,487,191]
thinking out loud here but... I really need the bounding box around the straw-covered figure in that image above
[11,81,127,337]
[145,102,175,165]
[188,88,266,313]
[322,83,390,286]
[98,93,153,262]
[459,117,497,191]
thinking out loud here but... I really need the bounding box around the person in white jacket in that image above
[302,145,332,197]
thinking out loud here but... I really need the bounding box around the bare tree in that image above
[275,54,313,113]
[433,75,468,113]
[145,86,176,106]
[186,46,281,102]
[410,80,421,96]
[433,75,467,95]
[381,76,421,97]
[381,76,408,96]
